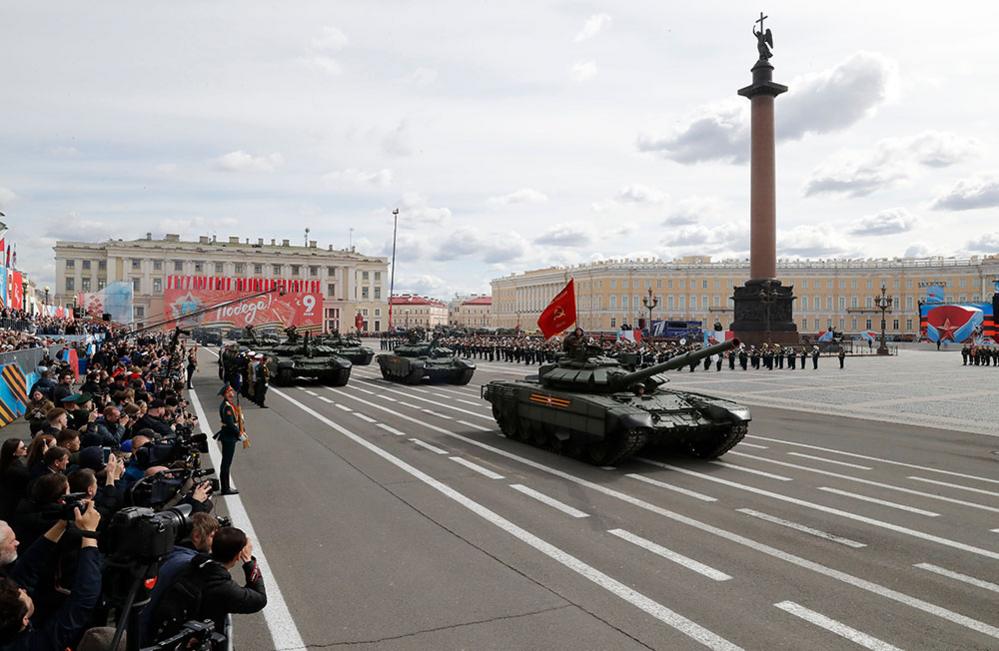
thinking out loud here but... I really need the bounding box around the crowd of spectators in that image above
[0,314,264,650]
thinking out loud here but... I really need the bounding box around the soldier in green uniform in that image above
[214,384,244,495]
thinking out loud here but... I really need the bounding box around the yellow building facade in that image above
[491,255,999,336]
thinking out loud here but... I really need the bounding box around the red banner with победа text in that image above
[163,288,322,332]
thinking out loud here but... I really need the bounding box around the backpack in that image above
[147,556,211,642]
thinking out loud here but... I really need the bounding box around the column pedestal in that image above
[730,279,799,346]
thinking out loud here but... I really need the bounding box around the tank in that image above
[376,338,475,385]
[481,339,749,465]
[316,333,375,366]
[265,332,353,386]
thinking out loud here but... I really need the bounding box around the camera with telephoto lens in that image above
[129,466,219,509]
[106,504,193,562]
[145,619,226,651]
[60,492,90,520]
[134,425,209,470]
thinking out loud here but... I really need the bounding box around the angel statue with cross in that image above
[753,12,774,61]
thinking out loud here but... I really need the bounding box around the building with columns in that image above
[491,255,999,337]
[389,295,448,329]
[53,233,388,331]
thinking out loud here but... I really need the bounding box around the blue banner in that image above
[0,266,7,308]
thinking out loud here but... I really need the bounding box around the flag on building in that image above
[8,271,22,310]
[537,278,576,339]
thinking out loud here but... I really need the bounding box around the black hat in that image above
[149,399,166,409]
[78,446,106,472]
[217,384,233,396]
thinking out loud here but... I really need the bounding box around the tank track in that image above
[688,423,748,459]
[450,368,475,386]
[586,428,649,466]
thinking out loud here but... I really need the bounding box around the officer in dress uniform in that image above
[215,384,245,495]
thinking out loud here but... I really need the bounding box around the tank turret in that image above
[538,339,739,393]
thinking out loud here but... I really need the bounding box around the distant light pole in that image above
[44,286,50,305]
[388,208,399,331]
[642,287,658,339]
[349,227,354,250]
[875,282,893,356]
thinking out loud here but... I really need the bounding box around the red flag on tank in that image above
[537,278,576,339]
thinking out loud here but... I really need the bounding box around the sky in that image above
[2,1,999,299]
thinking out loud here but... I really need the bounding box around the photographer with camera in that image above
[134,400,173,439]
[0,505,102,651]
[147,526,265,642]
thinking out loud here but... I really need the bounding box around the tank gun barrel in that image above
[615,338,740,387]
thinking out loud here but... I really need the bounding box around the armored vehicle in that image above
[376,338,475,385]
[482,339,749,465]
[317,333,375,366]
[266,332,352,386]
[191,328,223,346]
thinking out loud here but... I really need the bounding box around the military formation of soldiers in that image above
[219,344,271,407]
[961,343,999,366]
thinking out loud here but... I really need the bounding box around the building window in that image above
[906,296,913,309]
[701,280,708,289]
[826,296,832,310]
[375,308,381,317]
[66,260,75,269]
[82,260,91,270]
[851,317,858,330]
[234,263,245,274]
[81,278,91,292]
[609,295,617,308]
[215,262,225,274]
[851,279,857,289]
[361,308,368,316]
[892,319,899,330]
[174,260,183,272]
[326,266,336,275]
[621,295,628,309]
[309,266,319,277]
[374,271,381,282]
[865,296,873,308]
[194,261,204,273]
[622,279,629,289]
[132,278,141,293]
[866,319,872,330]
[291,265,301,275]
[134,306,145,319]
[802,279,808,289]
[801,296,809,310]
[153,278,163,293]
[273,264,283,275]
[610,317,616,328]
[97,279,107,290]
[374,287,381,299]
[866,279,872,289]
[65,277,75,291]
[131,259,141,270]
[851,296,858,308]
[327,283,336,297]
[362,286,370,299]
[906,318,913,330]
[960,278,966,287]
[99,260,107,271]
[610,279,616,289]
[702,295,708,310]
[362,270,370,282]
[839,297,845,310]
[254,263,263,275]
[667,279,673,289]
[152,260,162,271]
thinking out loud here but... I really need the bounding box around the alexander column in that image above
[730,12,799,345]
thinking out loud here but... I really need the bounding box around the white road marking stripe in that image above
[318,396,333,403]
[510,484,589,518]
[817,487,940,517]
[736,509,866,549]
[915,563,999,594]
[355,387,376,395]
[457,420,492,432]
[399,401,422,409]
[728,451,999,514]
[456,399,482,407]
[377,423,407,436]
[354,413,377,423]
[324,388,999,639]
[992,528,999,533]
[422,409,452,419]
[378,395,397,402]
[450,456,505,479]
[304,390,318,396]
[600,466,616,471]
[787,452,872,470]
[409,438,449,455]
[271,388,740,650]
[774,601,902,651]
[371,382,494,421]
[748,435,999,485]
[737,442,768,450]
[189,380,307,651]
[335,403,353,412]
[907,476,999,498]
[626,474,717,502]
[638,459,999,560]
[708,461,793,481]
[609,529,731,581]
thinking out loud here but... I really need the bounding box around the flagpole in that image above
[388,208,399,331]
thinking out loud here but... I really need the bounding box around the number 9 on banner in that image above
[302,295,316,314]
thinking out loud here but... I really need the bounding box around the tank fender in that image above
[692,400,751,425]
[608,408,653,431]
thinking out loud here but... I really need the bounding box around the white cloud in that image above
[399,193,451,225]
[931,173,999,211]
[323,168,393,187]
[435,227,527,263]
[302,56,342,76]
[805,131,978,197]
[43,213,118,242]
[382,120,412,157]
[570,61,598,82]
[574,14,612,43]
[534,223,593,247]
[382,231,429,262]
[157,216,238,234]
[615,184,667,205]
[405,67,438,86]
[663,196,725,225]
[214,150,284,173]
[661,221,748,253]
[0,187,16,210]
[311,26,348,53]
[904,243,936,258]
[965,233,999,253]
[48,146,80,158]
[487,188,548,206]
[396,273,448,297]
[638,52,897,164]
[778,224,855,257]
[154,163,178,174]
[848,208,919,236]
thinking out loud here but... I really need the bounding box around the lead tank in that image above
[266,332,353,386]
[481,339,749,465]
[377,338,475,385]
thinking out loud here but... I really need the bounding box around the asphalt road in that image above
[190,350,999,650]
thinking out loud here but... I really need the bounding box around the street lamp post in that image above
[44,286,50,305]
[388,208,398,331]
[642,287,658,339]
[875,282,893,356]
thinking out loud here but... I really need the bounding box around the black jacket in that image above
[135,414,173,438]
[0,461,30,521]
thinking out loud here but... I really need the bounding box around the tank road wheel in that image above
[585,429,649,466]
[688,423,748,459]
[277,368,294,386]
[380,365,391,380]
[492,406,520,438]
[526,422,550,448]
